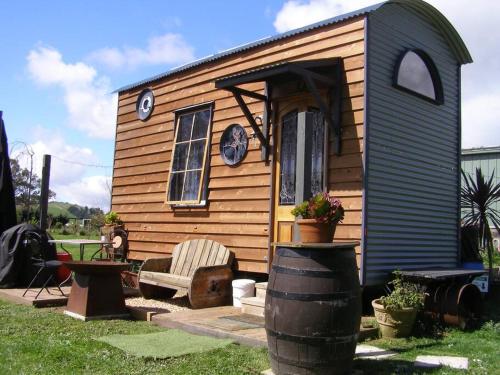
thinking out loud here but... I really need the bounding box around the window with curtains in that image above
[166,105,212,204]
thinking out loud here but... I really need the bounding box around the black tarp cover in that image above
[0,111,17,236]
[0,223,57,288]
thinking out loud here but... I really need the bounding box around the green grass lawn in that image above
[0,301,269,374]
[49,232,101,261]
[0,291,498,374]
[355,286,500,374]
[6,232,499,374]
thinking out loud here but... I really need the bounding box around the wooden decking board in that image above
[152,306,267,347]
[0,287,70,307]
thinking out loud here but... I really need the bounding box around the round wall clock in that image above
[220,124,248,166]
[136,89,154,121]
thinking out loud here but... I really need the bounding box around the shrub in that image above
[380,271,424,310]
[104,211,122,225]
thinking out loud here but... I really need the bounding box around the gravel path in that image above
[125,291,191,314]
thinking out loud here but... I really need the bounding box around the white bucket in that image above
[232,279,256,307]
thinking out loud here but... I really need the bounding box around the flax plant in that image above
[461,168,500,279]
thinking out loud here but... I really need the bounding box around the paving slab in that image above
[0,286,70,307]
[415,355,468,369]
[262,368,363,375]
[355,344,397,360]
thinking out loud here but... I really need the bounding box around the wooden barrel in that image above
[265,243,361,375]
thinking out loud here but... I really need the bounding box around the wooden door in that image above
[272,94,328,245]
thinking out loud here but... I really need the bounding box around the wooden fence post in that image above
[39,154,51,231]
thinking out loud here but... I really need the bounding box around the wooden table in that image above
[63,261,129,321]
[49,239,112,261]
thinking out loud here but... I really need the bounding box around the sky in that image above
[1,0,498,210]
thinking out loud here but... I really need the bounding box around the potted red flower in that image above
[291,192,345,243]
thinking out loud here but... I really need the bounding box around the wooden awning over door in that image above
[214,58,343,159]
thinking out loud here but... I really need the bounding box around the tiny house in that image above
[112,0,472,286]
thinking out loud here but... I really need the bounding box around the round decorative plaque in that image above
[136,89,154,121]
[219,124,248,166]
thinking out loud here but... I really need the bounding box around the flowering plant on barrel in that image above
[291,192,345,223]
[291,192,345,242]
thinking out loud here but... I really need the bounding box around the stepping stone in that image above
[262,369,363,375]
[415,355,468,370]
[355,344,397,360]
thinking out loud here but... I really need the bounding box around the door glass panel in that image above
[310,110,325,197]
[279,111,298,205]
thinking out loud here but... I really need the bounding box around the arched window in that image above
[394,49,443,104]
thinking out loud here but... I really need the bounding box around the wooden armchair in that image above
[138,239,233,309]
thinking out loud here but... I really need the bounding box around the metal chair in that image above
[90,227,135,288]
[91,227,129,262]
[22,231,65,299]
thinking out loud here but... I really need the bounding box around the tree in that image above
[461,168,500,279]
[89,211,105,232]
[10,158,56,219]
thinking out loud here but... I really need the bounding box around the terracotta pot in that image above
[372,299,418,338]
[297,219,336,243]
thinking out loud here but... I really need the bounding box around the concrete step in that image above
[241,296,265,317]
[255,282,267,299]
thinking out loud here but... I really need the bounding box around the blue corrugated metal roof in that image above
[115,2,383,93]
[115,0,471,93]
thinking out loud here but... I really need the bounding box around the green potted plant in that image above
[102,211,123,240]
[291,192,344,242]
[104,211,123,226]
[372,271,424,338]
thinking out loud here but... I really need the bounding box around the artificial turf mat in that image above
[97,329,233,358]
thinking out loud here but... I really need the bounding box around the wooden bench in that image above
[138,239,234,309]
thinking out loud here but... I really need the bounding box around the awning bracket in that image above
[229,88,269,150]
[215,59,343,157]
[290,65,342,154]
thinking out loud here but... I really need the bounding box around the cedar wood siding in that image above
[112,16,366,274]
[364,4,460,285]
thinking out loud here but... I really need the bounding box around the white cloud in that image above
[12,128,111,210]
[27,46,117,139]
[55,175,111,211]
[273,0,500,149]
[462,93,500,148]
[273,0,373,32]
[88,33,195,70]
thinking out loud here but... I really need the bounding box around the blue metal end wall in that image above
[364,4,460,285]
